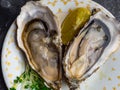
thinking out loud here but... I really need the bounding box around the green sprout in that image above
[10,65,51,90]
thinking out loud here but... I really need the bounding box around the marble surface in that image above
[0,0,120,90]
[94,0,120,21]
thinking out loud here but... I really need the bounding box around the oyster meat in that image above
[17,1,61,90]
[63,11,120,89]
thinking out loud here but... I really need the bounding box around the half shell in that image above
[63,11,120,89]
[17,1,62,89]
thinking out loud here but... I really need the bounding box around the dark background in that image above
[0,0,120,90]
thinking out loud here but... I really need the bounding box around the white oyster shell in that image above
[17,1,61,90]
[63,11,120,89]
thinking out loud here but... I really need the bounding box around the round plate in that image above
[2,0,120,90]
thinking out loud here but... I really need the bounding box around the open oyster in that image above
[17,1,61,90]
[63,11,120,89]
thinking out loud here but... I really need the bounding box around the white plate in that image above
[2,0,120,90]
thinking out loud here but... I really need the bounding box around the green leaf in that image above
[24,84,29,89]
[10,87,16,90]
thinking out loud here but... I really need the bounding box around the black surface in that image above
[94,0,120,21]
[0,0,120,90]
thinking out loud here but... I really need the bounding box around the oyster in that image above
[63,11,120,89]
[17,1,61,89]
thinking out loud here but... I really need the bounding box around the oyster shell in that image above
[63,11,120,89]
[17,1,61,89]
